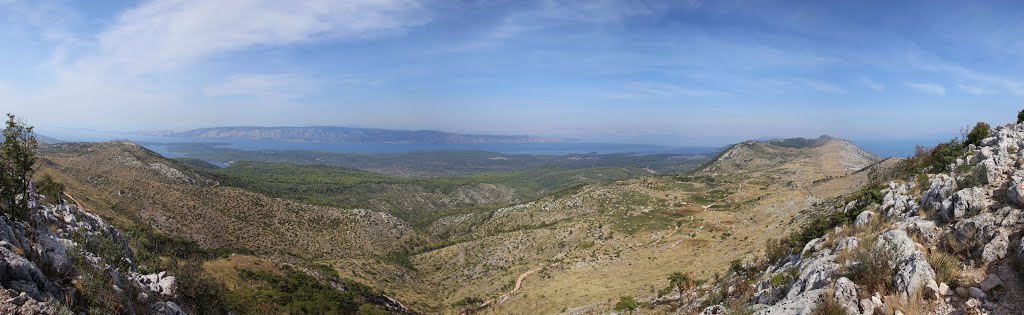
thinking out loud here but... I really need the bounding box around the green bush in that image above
[34,174,64,205]
[930,138,965,173]
[846,243,898,294]
[1018,109,1024,124]
[229,266,376,314]
[614,296,638,313]
[965,122,990,146]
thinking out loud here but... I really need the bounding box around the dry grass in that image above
[846,241,898,295]
[811,290,846,315]
[883,292,931,315]
[926,250,963,286]
[203,255,283,290]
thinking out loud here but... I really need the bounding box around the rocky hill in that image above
[404,136,887,313]
[700,136,879,176]
[37,142,421,259]
[0,198,184,313]
[666,122,1024,315]
[161,126,567,144]
[17,135,899,314]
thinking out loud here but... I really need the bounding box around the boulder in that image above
[969,287,987,300]
[893,252,938,301]
[922,174,957,212]
[832,237,859,254]
[982,230,1009,263]
[854,211,876,228]
[980,274,1002,292]
[946,187,986,221]
[833,277,859,315]
[786,255,838,299]
[1007,170,1024,207]
[755,289,824,315]
[876,230,916,259]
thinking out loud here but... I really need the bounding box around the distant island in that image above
[151,126,571,144]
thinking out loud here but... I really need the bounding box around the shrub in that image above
[965,122,991,146]
[1018,109,1024,124]
[34,174,64,205]
[846,243,898,294]
[930,138,965,173]
[614,296,638,313]
[811,291,846,315]
[927,251,962,286]
[356,304,389,315]
[172,259,230,314]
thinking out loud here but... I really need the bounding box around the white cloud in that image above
[72,0,430,75]
[11,0,431,130]
[906,82,946,96]
[861,77,885,91]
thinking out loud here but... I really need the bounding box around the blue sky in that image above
[2,0,1024,147]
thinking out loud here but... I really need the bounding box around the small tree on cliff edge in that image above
[0,114,38,217]
[1018,109,1024,124]
[667,271,696,308]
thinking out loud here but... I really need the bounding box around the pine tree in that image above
[0,114,38,217]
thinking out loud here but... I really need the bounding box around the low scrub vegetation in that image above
[846,243,898,294]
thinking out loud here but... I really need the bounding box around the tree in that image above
[35,174,64,205]
[614,296,638,313]
[1018,109,1024,124]
[667,271,696,308]
[965,122,990,146]
[0,114,38,217]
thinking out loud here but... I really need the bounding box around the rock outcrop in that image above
[732,122,1024,314]
[0,200,182,314]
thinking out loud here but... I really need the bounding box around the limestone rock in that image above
[854,211,876,228]
[946,187,985,221]
[982,230,1009,263]
[754,289,824,315]
[833,277,859,315]
[969,287,987,300]
[980,274,1002,292]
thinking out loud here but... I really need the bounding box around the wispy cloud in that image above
[71,0,431,75]
[204,74,317,99]
[910,54,1024,96]
[803,80,845,94]
[442,0,667,52]
[607,82,730,99]
[861,77,885,91]
[906,82,946,96]
[958,84,993,95]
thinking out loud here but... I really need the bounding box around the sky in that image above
[2,0,1024,147]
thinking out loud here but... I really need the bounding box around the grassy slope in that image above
[196,161,657,227]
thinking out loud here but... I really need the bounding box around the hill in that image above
[160,126,569,144]
[371,136,889,313]
[22,135,897,314]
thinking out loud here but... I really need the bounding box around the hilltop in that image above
[156,126,569,144]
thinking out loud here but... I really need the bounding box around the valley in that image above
[32,133,886,313]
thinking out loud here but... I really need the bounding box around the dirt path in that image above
[478,264,549,309]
